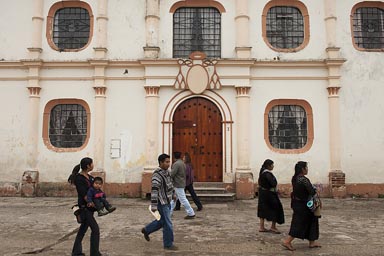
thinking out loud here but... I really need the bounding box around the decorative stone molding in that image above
[27,87,42,97]
[144,85,160,96]
[327,87,341,97]
[94,86,107,97]
[174,51,221,94]
[235,86,251,97]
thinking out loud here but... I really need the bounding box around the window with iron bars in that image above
[53,7,90,50]
[173,7,221,58]
[352,7,384,49]
[268,105,307,149]
[266,6,304,49]
[49,104,87,148]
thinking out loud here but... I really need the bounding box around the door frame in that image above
[162,90,234,183]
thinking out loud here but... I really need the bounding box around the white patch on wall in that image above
[119,130,133,167]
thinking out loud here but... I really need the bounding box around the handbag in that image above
[307,194,322,217]
[71,204,85,224]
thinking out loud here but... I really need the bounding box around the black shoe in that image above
[197,206,203,211]
[184,215,195,219]
[174,208,180,211]
[164,245,178,251]
[107,206,116,213]
[141,228,150,241]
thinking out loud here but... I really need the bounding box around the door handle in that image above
[199,146,204,154]
[191,145,198,154]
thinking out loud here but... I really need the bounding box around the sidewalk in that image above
[1,197,382,255]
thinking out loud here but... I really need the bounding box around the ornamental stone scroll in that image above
[173,51,222,94]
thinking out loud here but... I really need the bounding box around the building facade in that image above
[0,0,383,198]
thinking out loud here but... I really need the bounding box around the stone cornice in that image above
[0,58,348,69]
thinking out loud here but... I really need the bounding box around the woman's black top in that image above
[292,175,315,201]
[74,174,94,207]
[258,170,277,190]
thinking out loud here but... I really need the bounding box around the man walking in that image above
[141,154,178,250]
[170,152,195,219]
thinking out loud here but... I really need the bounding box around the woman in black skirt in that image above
[282,161,321,251]
[257,159,284,234]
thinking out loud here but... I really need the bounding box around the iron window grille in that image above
[49,104,87,148]
[268,105,307,149]
[266,6,304,49]
[352,7,384,49]
[53,7,90,50]
[173,7,221,58]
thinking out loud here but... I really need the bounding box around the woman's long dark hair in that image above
[259,159,274,176]
[68,157,93,184]
[292,161,307,185]
[184,152,193,169]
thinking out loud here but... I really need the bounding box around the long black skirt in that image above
[257,189,285,224]
[288,199,319,241]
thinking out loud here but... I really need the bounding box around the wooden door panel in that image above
[173,97,222,182]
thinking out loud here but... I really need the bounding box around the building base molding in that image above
[2,179,384,198]
[329,170,347,198]
[235,170,254,199]
[21,170,39,197]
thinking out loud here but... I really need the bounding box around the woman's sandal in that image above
[269,229,281,234]
[259,229,269,232]
[281,242,296,251]
[309,244,322,248]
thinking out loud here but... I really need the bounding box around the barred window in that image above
[53,7,91,50]
[352,7,384,50]
[268,105,307,150]
[49,104,87,148]
[266,6,304,49]
[43,99,90,152]
[173,7,221,58]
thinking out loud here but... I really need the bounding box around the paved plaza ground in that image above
[1,197,383,256]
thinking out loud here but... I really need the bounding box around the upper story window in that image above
[173,7,221,58]
[264,99,313,154]
[43,99,90,152]
[262,1,309,52]
[351,2,384,51]
[47,1,94,52]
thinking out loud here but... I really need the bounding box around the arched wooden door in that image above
[172,97,223,182]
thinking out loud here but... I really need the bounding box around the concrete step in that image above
[186,192,236,202]
[185,182,236,202]
[193,187,226,194]
[193,182,225,188]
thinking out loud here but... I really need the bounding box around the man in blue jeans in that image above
[141,154,178,251]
